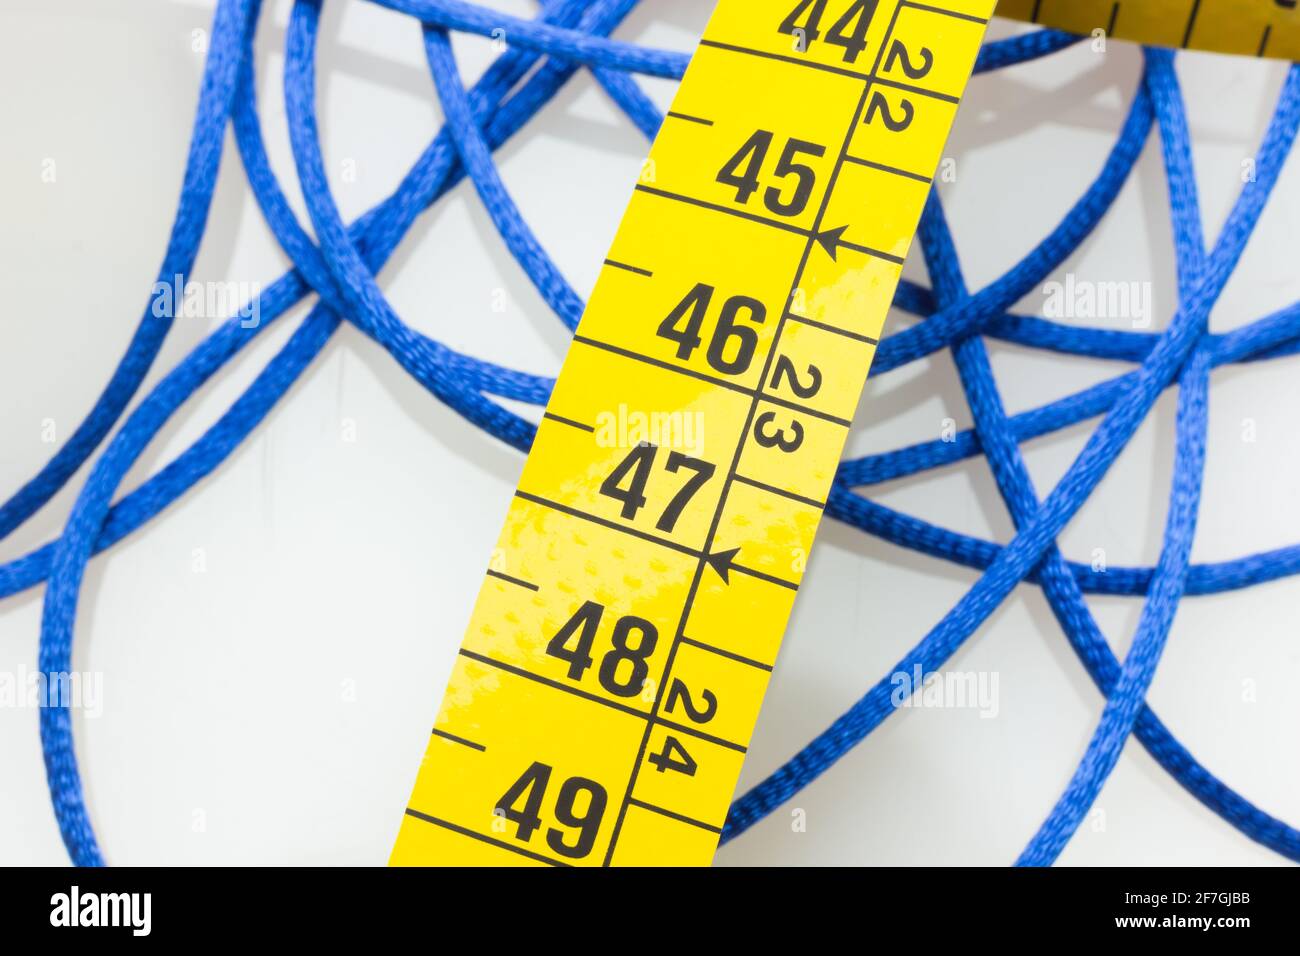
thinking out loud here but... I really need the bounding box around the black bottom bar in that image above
[6,864,1289,941]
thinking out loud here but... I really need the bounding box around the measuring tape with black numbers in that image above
[390,0,1299,867]
[1001,0,1300,60]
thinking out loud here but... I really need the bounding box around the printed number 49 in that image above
[497,762,607,860]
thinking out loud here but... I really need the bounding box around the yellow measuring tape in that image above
[1000,0,1300,60]
[392,0,993,868]
[391,0,1298,868]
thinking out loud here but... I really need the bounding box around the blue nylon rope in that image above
[724,54,1300,851]
[0,0,253,544]
[11,0,1300,866]
[913,57,1283,862]
[34,0,641,866]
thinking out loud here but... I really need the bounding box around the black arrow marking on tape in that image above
[634,186,906,267]
[815,224,850,260]
[705,547,741,583]
[815,224,905,265]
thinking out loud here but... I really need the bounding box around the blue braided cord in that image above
[230,1,585,403]
[424,25,586,329]
[723,58,1300,849]
[914,64,1293,861]
[0,24,1097,599]
[894,267,1300,365]
[283,4,535,450]
[831,124,1298,865]
[873,83,1157,376]
[824,485,1300,600]
[1017,344,1213,865]
[31,0,640,866]
[921,199,1285,861]
[371,0,691,77]
[12,0,1299,865]
[835,309,1300,489]
[0,0,254,543]
[973,25,1079,70]
[0,0,666,605]
[592,67,665,141]
[1013,49,1218,865]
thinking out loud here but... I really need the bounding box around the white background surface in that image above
[1,0,1297,866]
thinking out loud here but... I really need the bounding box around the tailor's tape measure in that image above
[391,0,1299,870]
[999,0,1300,60]
[391,0,1300,871]
[390,0,994,868]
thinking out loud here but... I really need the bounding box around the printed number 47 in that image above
[600,445,715,533]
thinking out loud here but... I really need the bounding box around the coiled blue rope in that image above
[12,0,1300,866]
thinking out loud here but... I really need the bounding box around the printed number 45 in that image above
[717,130,825,218]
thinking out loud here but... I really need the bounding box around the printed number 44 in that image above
[779,0,879,63]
